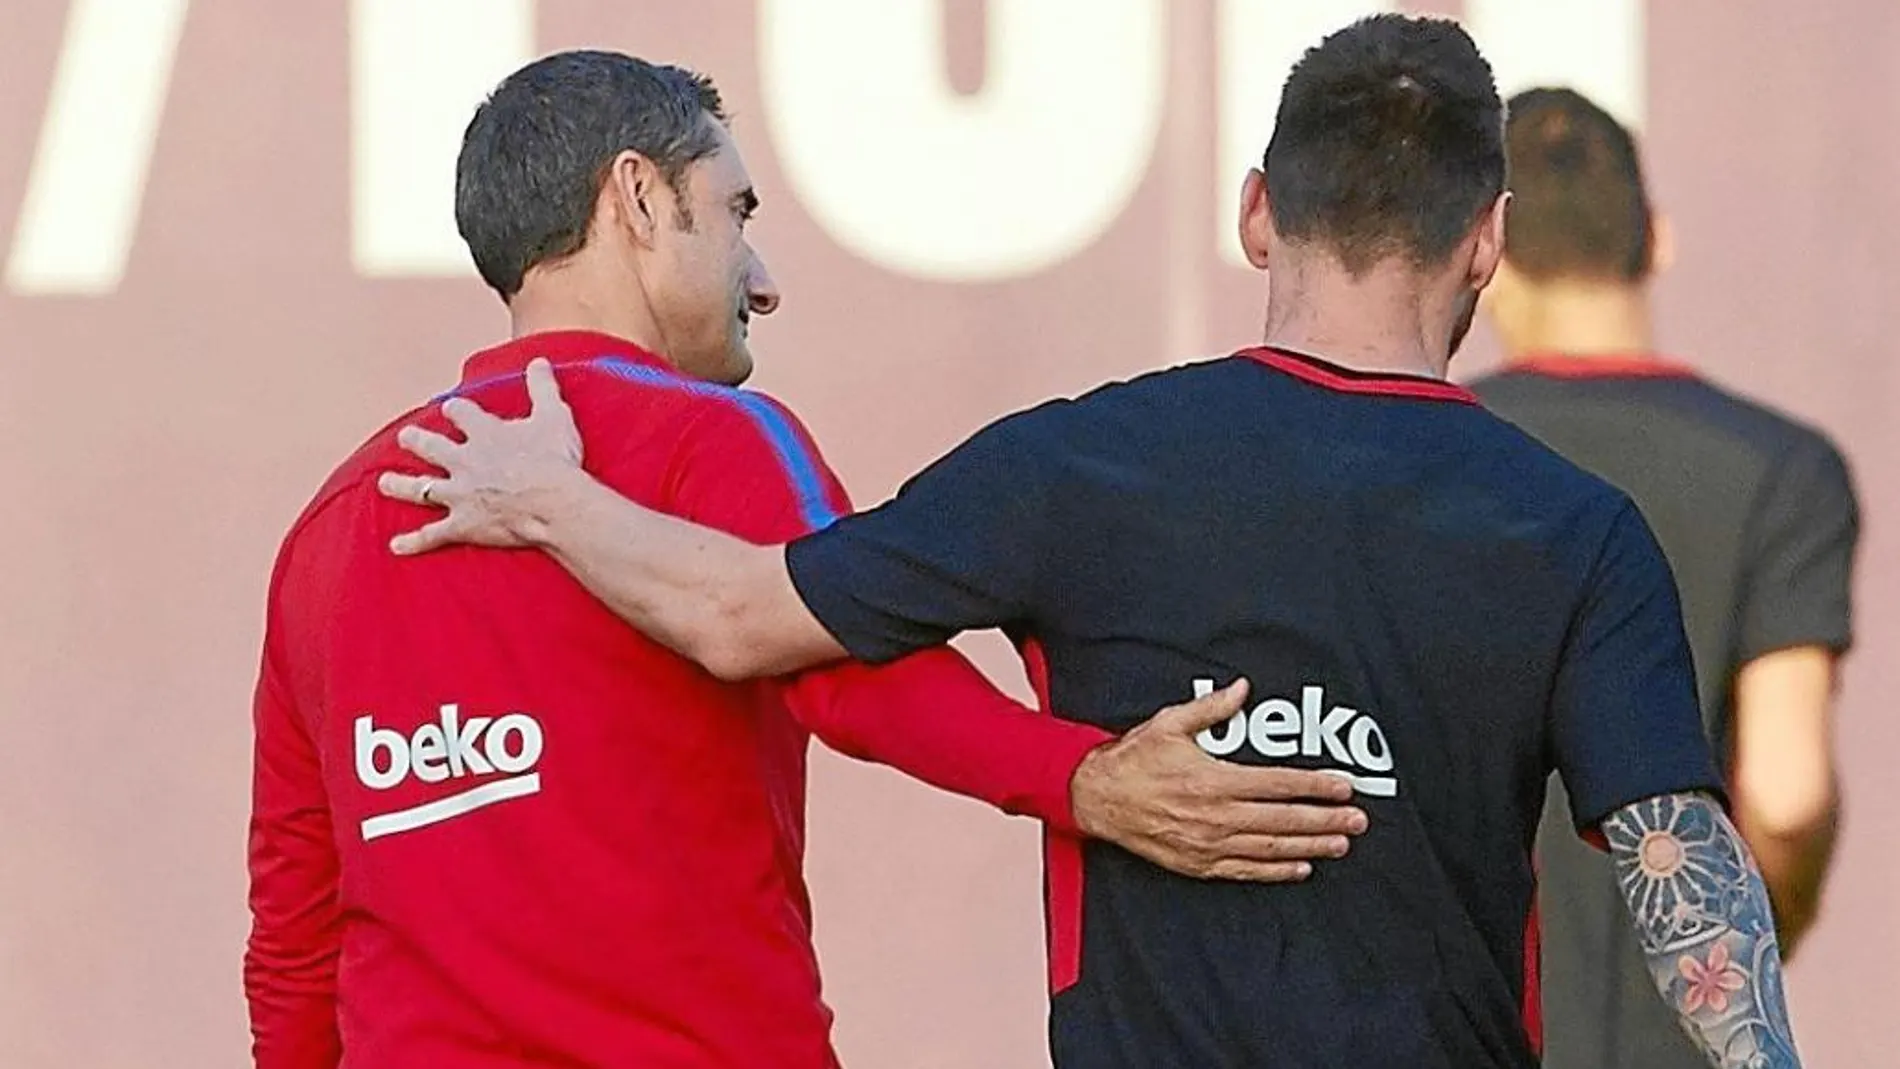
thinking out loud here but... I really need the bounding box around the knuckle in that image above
[1185,825,1219,854]
[1179,775,1217,804]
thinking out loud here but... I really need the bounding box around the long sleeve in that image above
[780,650,1108,832]
[243,558,344,1069]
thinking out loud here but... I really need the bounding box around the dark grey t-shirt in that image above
[1472,357,1859,1069]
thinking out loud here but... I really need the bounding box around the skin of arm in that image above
[1602,790,1803,1069]
[1727,646,1841,958]
[509,463,842,681]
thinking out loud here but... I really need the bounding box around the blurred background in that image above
[1,1,1893,1066]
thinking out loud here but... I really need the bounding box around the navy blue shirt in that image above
[787,348,1725,1068]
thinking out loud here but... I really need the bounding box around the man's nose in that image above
[747,253,780,317]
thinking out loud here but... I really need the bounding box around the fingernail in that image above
[1330,837,1350,856]
[1294,863,1313,879]
[1348,811,1369,833]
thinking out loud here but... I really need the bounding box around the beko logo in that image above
[354,704,544,841]
[1191,679,1398,797]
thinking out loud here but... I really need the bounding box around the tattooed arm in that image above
[1605,791,1802,1069]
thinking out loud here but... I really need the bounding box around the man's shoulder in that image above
[994,355,1628,499]
[281,405,431,547]
[1472,364,1844,468]
[1069,354,1242,405]
[1679,377,1849,473]
[983,356,1239,444]
[917,365,1207,477]
[529,365,836,507]
[1459,393,1636,504]
[271,365,730,555]
[657,382,826,460]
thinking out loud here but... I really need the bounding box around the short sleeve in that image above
[1550,501,1727,832]
[1735,437,1859,663]
[658,391,854,543]
[657,395,1111,830]
[785,408,1058,664]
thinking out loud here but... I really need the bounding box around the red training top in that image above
[244,330,1110,1068]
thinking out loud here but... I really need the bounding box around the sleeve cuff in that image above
[1736,625,1853,665]
[786,531,915,664]
[1031,723,1116,836]
[1573,777,1732,852]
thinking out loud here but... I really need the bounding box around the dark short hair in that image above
[1265,14,1505,275]
[456,50,726,300]
[1501,88,1651,282]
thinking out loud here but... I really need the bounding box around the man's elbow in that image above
[688,593,783,683]
[695,637,776,683]
[1739,781,1840,847]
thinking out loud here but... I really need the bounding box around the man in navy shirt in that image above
[379,15,1803,1069]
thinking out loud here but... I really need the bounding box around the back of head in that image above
[1266,14,1505,275]
[1501,88,1652,283]
[456,50,725,301]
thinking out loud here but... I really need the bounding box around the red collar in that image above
[458,330,674,387]
[1236,346,1480,405]
[1508,353,1698,380]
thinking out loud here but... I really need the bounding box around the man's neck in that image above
[1503,280,1653,362]
[507,264,674,367]
[1259,257,1457,379]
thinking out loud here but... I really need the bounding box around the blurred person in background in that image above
[1473,87,1859,1069]
[243,50,1364,1069]
[380,18,1806,1069]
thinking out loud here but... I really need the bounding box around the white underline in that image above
[361,774,541,841]
[1350,774,1399,797]
[1319,769,1400,797]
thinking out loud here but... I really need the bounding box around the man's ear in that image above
[605,150,660,246]
[1236,168,1274,271]
[1469,191,1511,291]
[1648,212,1676,277]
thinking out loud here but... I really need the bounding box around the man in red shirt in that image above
[244,51,1366,1068]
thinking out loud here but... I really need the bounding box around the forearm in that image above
[246,817,342,1066]
[1604,792,1802,1069]
[244,961,341,1069]
[1730,646,1843,958]
[523,469,830,679]
[249,678,343,1067]
[785,650,1110,831]
[1736,795,1839,956]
